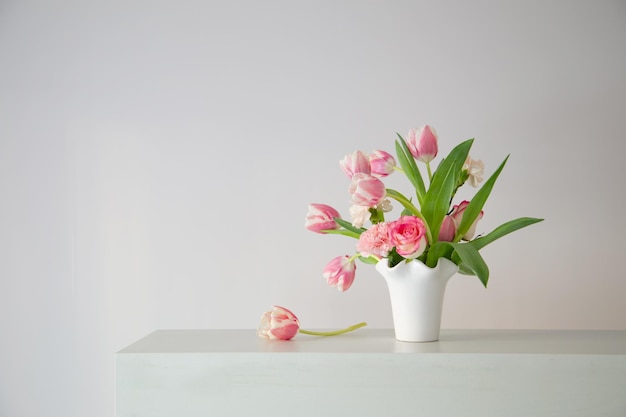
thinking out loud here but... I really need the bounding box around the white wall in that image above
[1,1,625,416]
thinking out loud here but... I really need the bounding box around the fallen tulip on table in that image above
[257,305,367,341]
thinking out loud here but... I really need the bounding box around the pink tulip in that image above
[407,125,438,163]
[257,305,300,340]
[340,150,371,179]
[323,255,357,291]
[388,216,428,259]
[369,150,396,177]
[349,173,386,207]
[356,222,393,258]
[305,203,341,233]
[450,200,484,240]
[438,215,456,242]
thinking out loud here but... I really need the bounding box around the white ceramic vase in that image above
[375,257,458,342]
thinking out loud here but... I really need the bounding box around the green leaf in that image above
[322,229,361,239]
[422,240,489,286]
[456,262,475,275]
[385,189,421,217]
[430,138,474,191]
[334,217,366,235]
[386,247,405,268]
[469,217,544,251]
[456,155,509,241]
[395,135,426,204]
[425,241,454,268]
[418,139,473,245]
[358,256,379,265]
[449,242,490,287]
[421,161,457,245]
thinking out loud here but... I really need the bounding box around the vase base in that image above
[395,338,439,343]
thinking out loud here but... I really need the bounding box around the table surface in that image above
[118,329,626,355]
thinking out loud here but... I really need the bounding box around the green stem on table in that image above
[298,322,367,337]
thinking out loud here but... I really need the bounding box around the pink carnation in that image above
[356,222,393,258]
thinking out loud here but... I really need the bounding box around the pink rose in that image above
[438,215,456,242]
[369,150,396,177]
[257,305,300,340]
[305,203,341,233]
[340,150,371,179]
[450,200,483,240]
[349,173,386,207]
[356,222,393,258]
[407,125,438,163]
[323,255,357,291]
[388,216,428,259]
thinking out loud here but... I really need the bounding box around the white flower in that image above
[349,205,371,228]
[463,156,485,187]
[377,198,393,212]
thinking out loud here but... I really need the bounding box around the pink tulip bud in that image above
[388,216,428,259]
[407,125,438,163]
[340,150,371,179]
[257,305,300,340]
[450,200,484,240]
[305,203,341,233]
[438,215,457,242]
[323,255,357,291]
[349,173,386,207]
[369,150,396,177]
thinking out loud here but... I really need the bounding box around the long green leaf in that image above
[430,138,474,191]
[423,241,489,286]
[456,155,509,241]
[417,138,473,243]
[421,162,457,245]
[395,134,426,204]
[425,241,454,268]
[385,189,422,217]
[449,242,489,287]
[394,141,419,193]
[322,229,361,239]
[469,217,544,251]
[456,262,475,275]
[334,217,366,235]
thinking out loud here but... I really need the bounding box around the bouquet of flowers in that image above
[305,125,543,291]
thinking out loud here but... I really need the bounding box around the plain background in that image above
[1,1,625,416]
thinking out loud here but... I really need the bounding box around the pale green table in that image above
[116,329,626,417]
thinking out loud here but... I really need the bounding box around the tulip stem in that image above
[298,322,367,337]
[426,161,433,182]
